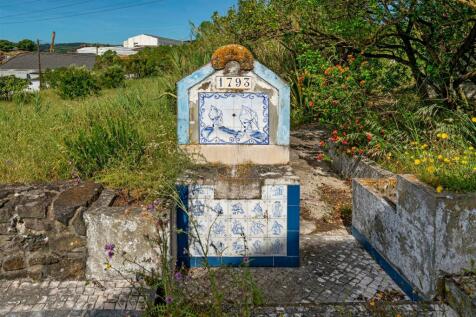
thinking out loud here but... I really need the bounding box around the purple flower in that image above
[146,204,155,213]
[165,295,173,304]
[174,271,183,281]
[106,250,114,259]
[243,256,249,264]
[105,243,115,251]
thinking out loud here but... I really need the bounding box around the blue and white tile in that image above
[198,92,270,145]
[267,200,287,218]
[189,217,211,241]
[229,200,247,218]
[208,238,228,256]
[229,218,247,238]
[246,200,266,219]
[208,200,227,219]
[189,185,214,199]
[209,218,228,238]
[247,238,268,256]
[267,238,287,256]
[226,238,247,256]
[268,218,287,238]
[247,219,267,238]
[189,240,205,257]
[263,185,287,200]
[188,199,209,218]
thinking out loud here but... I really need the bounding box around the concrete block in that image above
[84,206,162,280]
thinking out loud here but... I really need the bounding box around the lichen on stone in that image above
[211,44,254,71]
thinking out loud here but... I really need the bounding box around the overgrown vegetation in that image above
[1,0,475,195]
[0,78,188,199]
[199,0,476,192]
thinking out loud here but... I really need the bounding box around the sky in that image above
[0,0,237,44]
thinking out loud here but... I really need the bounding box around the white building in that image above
[0,52,96,91]
[76,46,138,56]
[123,34,182,48]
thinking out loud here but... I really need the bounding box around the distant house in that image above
[76,46,138,56]
[123,34,182,48]
[0,52,96,91]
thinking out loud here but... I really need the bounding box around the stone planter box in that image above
[352,174,476,299]
[328,146,394,179]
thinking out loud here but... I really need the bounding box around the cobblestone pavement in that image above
[184,234,408,305]
[251,303,457,317]
[0,280,145,316]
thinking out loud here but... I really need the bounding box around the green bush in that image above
[94,50,122,70]
[0,75,30,100]
[55,67,101,99]
[99,65,125,88]
[0,39,14,52]
[43,68,66,89]
[65,116,145,177]
[17,39,35,51]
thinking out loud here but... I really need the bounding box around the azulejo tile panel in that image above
[177,184,300,266]
[198,92,270,145]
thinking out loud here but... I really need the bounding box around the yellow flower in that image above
[444,158,451,163]
[438,132,449,140]
[426,166,435,173]
[437,155,444,161]
[414,159,422,165]
[104,262,112,271]
[472,117,476,123]
[436,185,443,193]
[421,144,428,149]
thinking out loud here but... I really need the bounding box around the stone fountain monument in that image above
[175,45,300,267]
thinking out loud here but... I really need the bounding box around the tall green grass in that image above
[0,77,189,198]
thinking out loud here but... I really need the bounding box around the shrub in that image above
[0,75,29,100]
[99,65,125,89]
[65,116,145,177]
[94,50,122,70]
[43,67,66,89]
[16,39,35,51]
[55,67,101,99]
[0,39,14,52]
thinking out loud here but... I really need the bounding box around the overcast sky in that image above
[0,0,236,44]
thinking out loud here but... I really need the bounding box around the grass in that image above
[0,76,189,199]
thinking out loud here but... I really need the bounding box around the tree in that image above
[17,39,35,51]
[0,40,14,52]
[297,0,476,108]
[210,0,476,108]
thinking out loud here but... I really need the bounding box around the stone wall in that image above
[328,147,394,179]
[353,175,476,299]
[0,182,105,280]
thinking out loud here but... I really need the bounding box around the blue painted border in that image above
[176,184,300,268]
[352,226,422,301]
[253,61,290,145]
[177,64,215,144]
[176,185,190,268]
